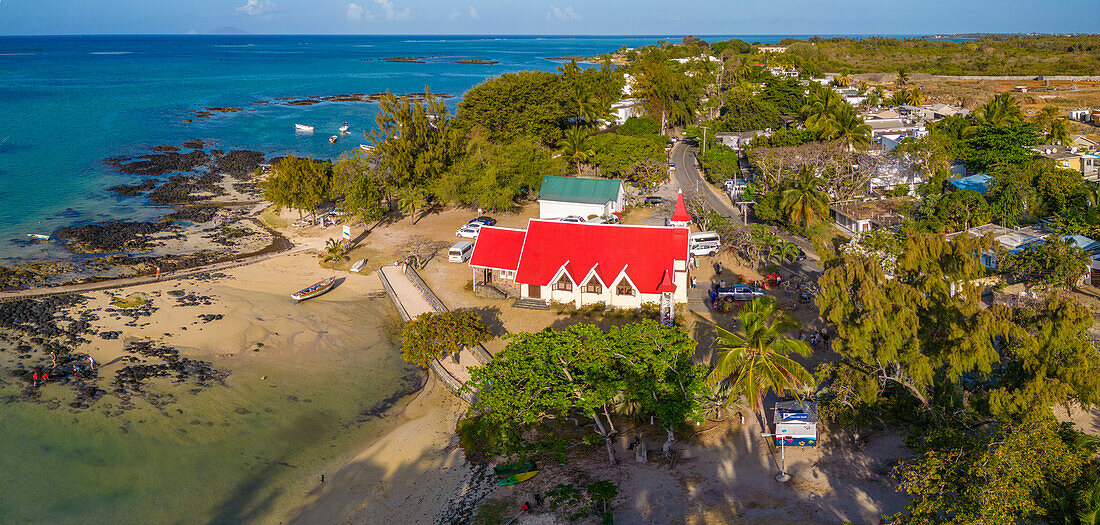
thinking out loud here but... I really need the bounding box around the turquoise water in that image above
[0,34,819,263]
[0,35,681,262]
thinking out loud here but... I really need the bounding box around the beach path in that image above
[378,264,477,385]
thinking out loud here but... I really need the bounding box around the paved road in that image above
[668,141,823,279]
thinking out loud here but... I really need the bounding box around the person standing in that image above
[691,276,697,289]
[155,266,161,281]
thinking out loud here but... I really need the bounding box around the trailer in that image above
[773,399,818,447]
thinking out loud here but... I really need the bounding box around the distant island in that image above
[207,26,248,35]
[455,58,499,65]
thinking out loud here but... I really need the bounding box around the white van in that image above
[449,240,475,263]
[689,231,721,256]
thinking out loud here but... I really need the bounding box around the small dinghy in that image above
[349,259,367,273]
[359,144,372,152]
[291,276,335,302]
[295,124,315,133]
[339,122,350,133]
[497,470,538,486]
[329,135,338,144]
[27,233,50,241]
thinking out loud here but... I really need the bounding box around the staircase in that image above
[513,298,550,310]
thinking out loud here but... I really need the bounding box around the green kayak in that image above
[497,470,538,486]
[493,460,536,477]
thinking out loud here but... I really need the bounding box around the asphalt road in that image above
[669,141,823,278]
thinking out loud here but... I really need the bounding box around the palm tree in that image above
[833,74,851,88]
[1047,118,1071,145]
[398,188,429,221]
[973,93,1023,127]
[557,127,595,169]
[802,89,845,136]
[780,169,830,228]
[895,68,909,89]
[320,237,348,270]
[831,105,872,151]
[771,240,801,263]
[907,87,923,106]
[706,296,814,427]
[1033,104,1060,130]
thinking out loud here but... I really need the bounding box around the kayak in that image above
[497,470,537,486]
[493,460,536,477]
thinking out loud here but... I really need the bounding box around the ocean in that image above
[0,33,846,264]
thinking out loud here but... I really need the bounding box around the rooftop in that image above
[947,173,992,194]
[830,197,911,225]
[538,175,623,205]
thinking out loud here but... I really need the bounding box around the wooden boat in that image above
[329,135,338,144]
[26,233,50,241]
[359,144,372,152]
[339,122,350,133]
[349,259,367,273]
[291,276,335,302]
[493,461,536,477]
[295,124,315,132]
[497,470,537,486]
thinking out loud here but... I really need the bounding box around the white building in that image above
[538,175,626,220]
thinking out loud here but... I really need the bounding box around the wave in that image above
[89,51,133,55]
[214,44,256,48]
[0,53,34,56]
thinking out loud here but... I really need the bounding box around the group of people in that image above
[800,329,831,352]
[28,354,96,389]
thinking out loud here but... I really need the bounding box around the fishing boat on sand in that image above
[295,124,315,133]
[26,233,50,241]
[339,122,350,133]
[329,135,338,144]
[497,470,538,486]
[291,276,335,302]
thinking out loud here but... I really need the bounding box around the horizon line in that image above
[3,32,1096,38]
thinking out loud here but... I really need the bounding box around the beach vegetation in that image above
[706,296,814,427]
[261,155,333,220]
[319,238,348,270]
[999,236,1089,289]
[434,132,563,211]
[400,310,492,369]
[464,321,706,462]
[110,292,147,309]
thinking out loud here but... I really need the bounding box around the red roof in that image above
[468,226,526,271]
[656,269,678,293]
[476,220,688,295]
[670,190,691,223]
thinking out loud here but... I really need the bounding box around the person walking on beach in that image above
[32,372,38,387]
[155,266,161,280]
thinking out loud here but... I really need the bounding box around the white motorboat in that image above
[27,233,50,241]
[295,124,315,133]
[339,123,350,133]
[329,135,338,144]
[350,259,367,273]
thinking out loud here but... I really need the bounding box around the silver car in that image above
[456,223,482,238]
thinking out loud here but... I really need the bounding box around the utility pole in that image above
[760,432,792,482]
[700,125,710,157]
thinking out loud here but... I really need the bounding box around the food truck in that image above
[773,399,818,447]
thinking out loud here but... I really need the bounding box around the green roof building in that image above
[538,176,626,220]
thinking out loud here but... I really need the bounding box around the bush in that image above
[617,117,659,136]
[456,415,501,461]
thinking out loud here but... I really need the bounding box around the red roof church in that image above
[469,220,690,309]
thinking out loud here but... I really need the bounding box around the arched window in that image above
[583,278,603,294]
[553,274,572,291]
[616,280,635,296]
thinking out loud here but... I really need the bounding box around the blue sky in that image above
[0,0,1097,35]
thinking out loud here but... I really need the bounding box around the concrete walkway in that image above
[378,264,477,385]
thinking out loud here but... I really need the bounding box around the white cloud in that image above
[235,0,275,16]
[547,5,579,21]
[347,2,374,21]
[448,11,460,20]
[468,6,479,19]
[373,0,410,20]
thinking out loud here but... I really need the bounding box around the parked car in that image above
[689,231,721,256]
[644,196,666,205]
[559,215,586,223]
[588,215,619,224]
[795,247,807,261]
[669,162,676,171]
[715,284,765,301]
[468,216,496,226]
[456,223,482,238]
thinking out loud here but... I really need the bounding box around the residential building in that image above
[949,223,1045,269]
[714,130,769,150]
[830,198,910,234]
[609,98,641,126]
[468,221,690,310]
[1030,144,1083,172]
[538,176,626,220]
[1083,154,1100,182]
[1071,135,1098,152]
[757,45,788,53]
[866,117,927,140]
[1069,108,1092,122]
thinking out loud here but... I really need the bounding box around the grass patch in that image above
[258,209,288,229]
[471,498,515,525]
[111,292,147,309]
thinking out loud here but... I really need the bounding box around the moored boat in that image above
[329,135,338,144]
[359,144,372,152]
[27,233,50,241]
[291,276,335,302]
[493,461,536,477]
[339,122,350,133]
[295,124,315,132]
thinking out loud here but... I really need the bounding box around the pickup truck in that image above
[715,284,766,301]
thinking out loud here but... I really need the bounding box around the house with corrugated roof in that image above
[468,220,689,313]
[538,175,626,220]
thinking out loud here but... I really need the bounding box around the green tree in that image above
[770,239,802,263]
[892,416,1092,525]
[1047,118,1071,146]
[617,116,659,136]
[400,310,492,369]
[333,152,387,223]
[319,237,347,270]
[434,133,563,210]
[761,77,809,116]
[895,68,909,89]
[801,88,846,135]
[1033,104,1061,131]
[261,155,333,220]
[455,71,573,144]
[779,169,830,228]
[632,50,705,132]
[589,132,666,179]
[935,189,991,231]
[717,89,782,132]
[557,127,596,170]
[831,104,872,151]
[972,93,1024,128]
[998,236,1089,289]
[366,88,463,195]
[706,296,814,426]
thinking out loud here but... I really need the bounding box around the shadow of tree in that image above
[462,305,507,337]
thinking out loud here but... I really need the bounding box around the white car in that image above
[559,216,586,223]
[456,223,482,238]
